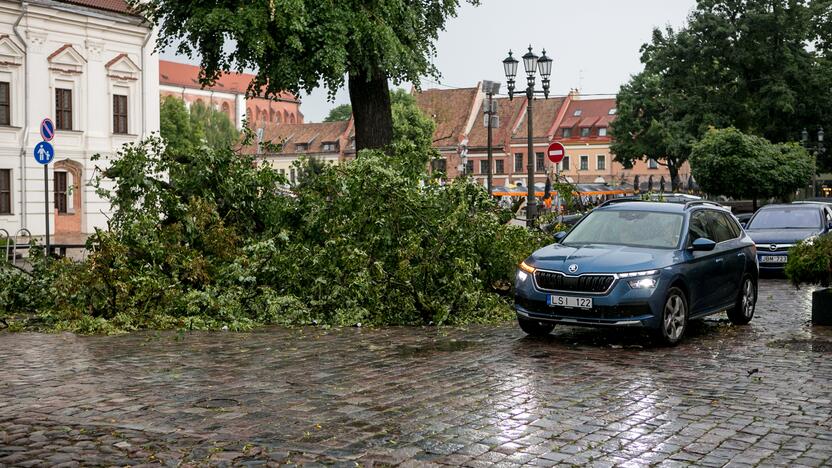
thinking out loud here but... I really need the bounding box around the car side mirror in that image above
[690,238,716,252]
[554,231,567,242]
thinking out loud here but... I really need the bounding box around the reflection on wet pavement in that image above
[1,279,831,466]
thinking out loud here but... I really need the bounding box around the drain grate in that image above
[767,339,832,353]
[194,398,240,409]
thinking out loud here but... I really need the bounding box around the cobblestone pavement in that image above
[1,279,832,467]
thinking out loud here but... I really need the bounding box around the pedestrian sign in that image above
[40,118,55,142]
[34,141,54,165]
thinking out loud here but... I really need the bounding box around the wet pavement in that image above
[1,279,831,467]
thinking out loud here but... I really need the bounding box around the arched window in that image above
[289,113,296,124]
[270,109,276,122]
[283,110,290,123]
[276,112,283,124]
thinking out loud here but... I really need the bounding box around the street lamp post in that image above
[801,127,826,198]
[503,46,552,228]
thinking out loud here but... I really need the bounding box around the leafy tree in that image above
[160,96,239,155]
[189,101,240,149]
[613,0,832,181]
[610,72,693,190]
[324,104,353,122]
[389,88,439,178]
[139,0,477,152]
[159,96,201,157]
[690,128,814,209]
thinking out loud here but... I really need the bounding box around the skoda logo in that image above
[568,264,579,273]
[769,244,778,252]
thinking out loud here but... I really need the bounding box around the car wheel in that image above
[727,276,756,325]
[653,287,688,346]
[517,316,555,337]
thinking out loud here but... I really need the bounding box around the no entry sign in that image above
[547,141,565,163]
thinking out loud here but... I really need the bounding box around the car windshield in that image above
[563,209,684,249]
[748,208,821,230]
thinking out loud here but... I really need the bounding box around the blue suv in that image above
[515,201,758,345]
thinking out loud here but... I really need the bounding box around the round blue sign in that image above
[34,141,54,165]
[40,118,55,142]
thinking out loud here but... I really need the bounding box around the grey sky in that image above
[161,0,696,122]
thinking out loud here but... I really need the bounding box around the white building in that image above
[0,0,159,238]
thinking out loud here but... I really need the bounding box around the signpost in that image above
[35,118,55,257]
[547,141,566,220]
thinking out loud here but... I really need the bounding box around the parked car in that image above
[515,200,758,345]
[744,203,832,272]
[734,212,754,226]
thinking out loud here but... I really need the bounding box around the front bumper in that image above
[514,270,665,329]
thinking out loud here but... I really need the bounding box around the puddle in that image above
[396,339,480,357]
[767,339,832,353]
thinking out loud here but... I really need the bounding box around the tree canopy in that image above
[324,104,353,122]
[159,96,239,157]
[140,0,477,151]
[690,127,814,206]
[611,0,832,184]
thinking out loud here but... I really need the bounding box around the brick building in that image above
[244,120,354,182]
[159,60,302,130]
[239,83,688,192]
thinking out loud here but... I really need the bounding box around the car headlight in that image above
[628,277,658,289]
[517,260,536,282]
[618,269,658,278]
[619,270,658,289]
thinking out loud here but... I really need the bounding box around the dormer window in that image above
[608,108,617,115]
[573,109,582,116]
[562,128,572,138]
[322,142,338,152]
[598,127,608,137]
[580,127,590,137]
[296,143,308,152]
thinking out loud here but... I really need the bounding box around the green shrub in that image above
[785,236,832,288]
[1,137,544,333]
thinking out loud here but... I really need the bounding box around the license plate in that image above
[547,295,593,309]
[760,255,788,263]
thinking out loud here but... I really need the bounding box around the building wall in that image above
[0,2,159,237]
[159,85,303,130]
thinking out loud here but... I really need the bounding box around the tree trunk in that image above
[667,160,680,192]
[348,70,393,152]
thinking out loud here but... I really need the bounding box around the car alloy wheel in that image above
[727,276,756,325]
[741,278,755,319]
[661,289,687,344]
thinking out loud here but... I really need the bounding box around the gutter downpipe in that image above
[13,2,28,229]
[140,27,152,137]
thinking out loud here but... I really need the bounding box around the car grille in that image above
[534,270,615,293]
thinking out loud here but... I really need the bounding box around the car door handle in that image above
[715,258,724,263]
[737,252,745,257]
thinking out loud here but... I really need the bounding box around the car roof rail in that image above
[597,198,646,208]
[684,200,724,210]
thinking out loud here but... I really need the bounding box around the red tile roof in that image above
[244,121,350,155]
[467,97,524,149]
[159,60,298,102]
[562,98,616,128]
[414,87,479,148]
[514,97,566,140]
[57,0,136,15]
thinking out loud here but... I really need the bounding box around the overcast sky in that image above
[161,0,696,122]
